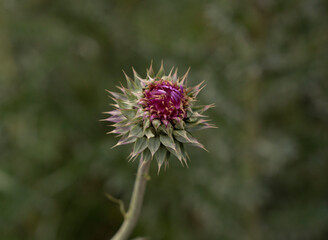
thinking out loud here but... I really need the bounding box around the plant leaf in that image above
[128,125,144,138]
[120,109,136,119]
[143,118,151,132]
[173,130,195,143]
[144,128,155,139]
[173,130,207,151]
[122,70,138,90]
[148,137,160,156]
[142,148,152,162]
[152,119,161,130]
[132,67,142,87]
[112,135,137,148]
[132,137,148,156]
[156,61,165,78]
[155,145,168,173]
[160,135,176,150]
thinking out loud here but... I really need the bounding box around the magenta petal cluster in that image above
[139,80,189,126]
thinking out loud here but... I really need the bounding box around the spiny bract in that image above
[102,63,215,172]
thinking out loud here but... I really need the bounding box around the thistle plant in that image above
[103,63,215,240]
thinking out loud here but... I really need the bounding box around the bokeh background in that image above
[1,0,328,239]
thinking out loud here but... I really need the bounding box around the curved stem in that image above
[111,159,151,240]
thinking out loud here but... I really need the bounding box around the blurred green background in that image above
[1,0,328,239]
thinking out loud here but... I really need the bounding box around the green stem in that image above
[111,159,151,240]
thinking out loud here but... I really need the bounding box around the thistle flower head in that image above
[102,62,215,172]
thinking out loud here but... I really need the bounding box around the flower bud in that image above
[102,62,216,172]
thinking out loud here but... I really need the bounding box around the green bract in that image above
[102,63,215,172]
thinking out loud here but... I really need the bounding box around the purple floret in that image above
[140,80,188,126]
